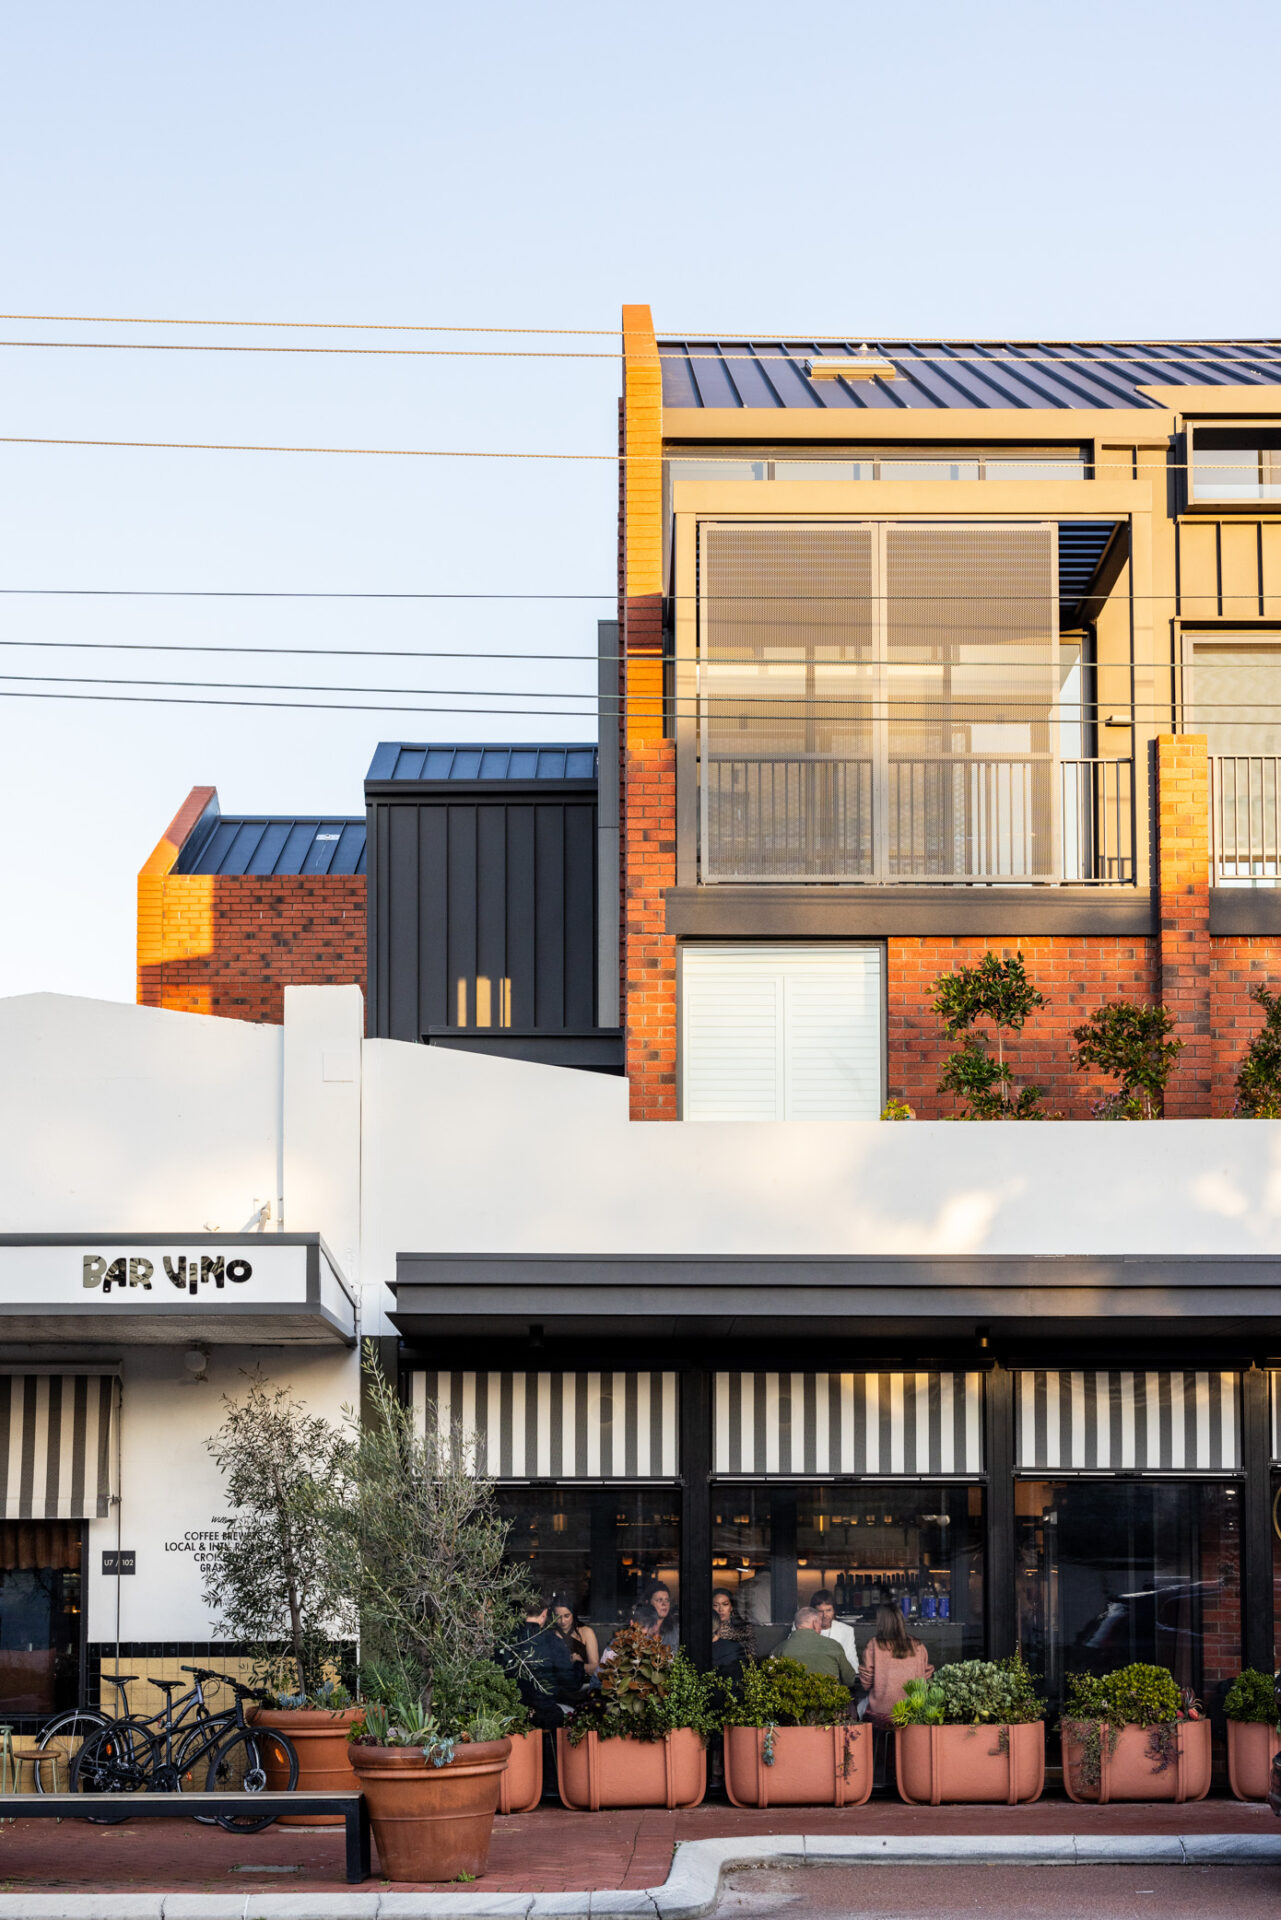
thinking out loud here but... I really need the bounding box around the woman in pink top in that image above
[857,1603,933,1728]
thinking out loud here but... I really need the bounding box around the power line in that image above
[0,312,624,336]
[0,434,1272,471]
[0,338,620,361]
[0,587,614,603]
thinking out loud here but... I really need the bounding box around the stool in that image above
[14,1745,67,1810]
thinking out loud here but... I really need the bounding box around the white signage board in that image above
[2,1239,309,1305]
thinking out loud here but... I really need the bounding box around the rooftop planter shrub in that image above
[1072,1000,1182,1118]
[892,1658,1045,1805]
[557,1628,714,1810]
[1060,1664,1209,1804]
[720,1656,867,1808]
[1224,1668,1281,1801]
[932,951,1047,1119]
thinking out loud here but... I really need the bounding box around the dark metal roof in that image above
[1058,522,1117,606]
[658,340,1281,412]
[366,742,598,784]
[177,816,366,876]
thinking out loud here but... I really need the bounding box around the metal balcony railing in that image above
[701,755,1135,884]
[1210,756,1281,885]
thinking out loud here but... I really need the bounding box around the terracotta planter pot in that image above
[497,1728,543,1813]
[555,1728,705,1810]
[723,1723,872,1808]
[896,1721,1045,1806]
[251,1706,363,1827]
[1227,1720,1281,1802]
[347,1738,510,1883]
[1061,1717,1211,1804]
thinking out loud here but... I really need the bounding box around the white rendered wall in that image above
[360,1034,1281,1328]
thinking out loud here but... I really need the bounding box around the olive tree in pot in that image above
[341,1348,530,1881]
[720,1656,868,1808]
[892,1658,1044,1805]
[1060,1664,1210,1804]
[557,1626,715,1810]
[202,1373,360,1824]
[1224,1669,1281,1801]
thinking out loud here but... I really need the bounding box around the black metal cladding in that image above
[365,744,601,1049]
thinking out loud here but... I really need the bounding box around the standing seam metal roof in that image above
[177,817,367,876]
[658,340,1281,412]
[366,742,599,783]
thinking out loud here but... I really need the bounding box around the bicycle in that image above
[72,1667,298,1832]
[35,1671,150,1805]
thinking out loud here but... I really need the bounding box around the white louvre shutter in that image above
[681,945,883,1121]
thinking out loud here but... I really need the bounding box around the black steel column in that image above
[1241,1365,1272,1676]
[680,1363,713,1671]
[983,1364,1016,1658]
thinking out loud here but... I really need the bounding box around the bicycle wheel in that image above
[71,1720,156,1822]
[35,1708,108,1791]
[205,1727,297,1832]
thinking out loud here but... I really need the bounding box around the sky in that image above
[3,0,1281,1001]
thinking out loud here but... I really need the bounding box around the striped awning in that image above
[0,1374,116,1520]
[1016,1370,1240,1473]
[714,1372,984,1478]
[410,1371,679,1479]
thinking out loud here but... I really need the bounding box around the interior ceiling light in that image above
[805,345,897,382]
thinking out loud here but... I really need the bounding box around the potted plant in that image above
[1060,1664,1210,1804]
[202,1374,360,1824]
[720,1656,869,1808]
[557,1626,714,1810]
[892,1657,1044,1805]
[341,1348,532,1880]
[434,1658,539,1815]
[1224,1669,1281,1800]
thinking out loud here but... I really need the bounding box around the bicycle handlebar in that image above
[180,1664,271,1701]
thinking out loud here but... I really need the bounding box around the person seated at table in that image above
[711,1588,756,1682]
[773,1606,859,1689]
[551,1594,600,1677]
[598,1600,660,1667]
[812,1588,858,1667]
[857,1602,933,1728]
[505,1594,579,1721]
[647,1582,680,1650]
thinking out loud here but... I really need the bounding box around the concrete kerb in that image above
[1,1835,1281,1920]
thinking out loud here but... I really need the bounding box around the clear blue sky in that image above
[4,0,1279,999]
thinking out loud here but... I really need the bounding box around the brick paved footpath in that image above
[0,1797,1274,1896]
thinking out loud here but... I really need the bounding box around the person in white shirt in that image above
[813,1589,858,1667]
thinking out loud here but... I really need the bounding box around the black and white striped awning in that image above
[714,1372,984,1477]
[1016,1370,1240,1472]
[0,1374,116,1519]
[409,1371,679,1479]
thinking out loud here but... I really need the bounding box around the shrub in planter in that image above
[201,1374,361,1823]
[557,1627,715,1810]
[892,1657,1045,1805]
[434,1659,538,1815]
[720,1655,868,1808]
[1060,1664,1210,1804]
[340,1349,533,1880]
[1224,1668,1281,1802]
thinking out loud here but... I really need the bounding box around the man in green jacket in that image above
[773,1607,859,1690]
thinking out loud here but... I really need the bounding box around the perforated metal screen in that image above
[699,521,1059,882]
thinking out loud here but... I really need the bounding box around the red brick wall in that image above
[624,738,677,1118]
[887,935,1160,1119]
[1157,737,1214,1117]
[138,874,366,1025]
[1211,937,1281,1117]
[1199,1487,1244,1702]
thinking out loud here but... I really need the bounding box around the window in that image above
[681,943,883,1121]
[698,519,1060,883]
[496,1486,681,1641]
[1190,639,1281,883]
[0,1523,82,1719]
[712,1484,984,1664]
[667,451,1085,487]
[1015,1480,1240,1710]
[1190,428,1281,503]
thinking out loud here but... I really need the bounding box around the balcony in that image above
[1211,756,1281,885]
[702,754,1135,885]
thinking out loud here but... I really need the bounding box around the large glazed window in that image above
[681,943,883,1121]
[699,520,1059,881]
[1190,640,1281,884]
[1190,428,1281,503]
[0,1522,82,1719]
[1015,1480,1240,1710]
[496,1486,681,1644]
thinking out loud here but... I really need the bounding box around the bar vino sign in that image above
[83,1252,256,1295]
